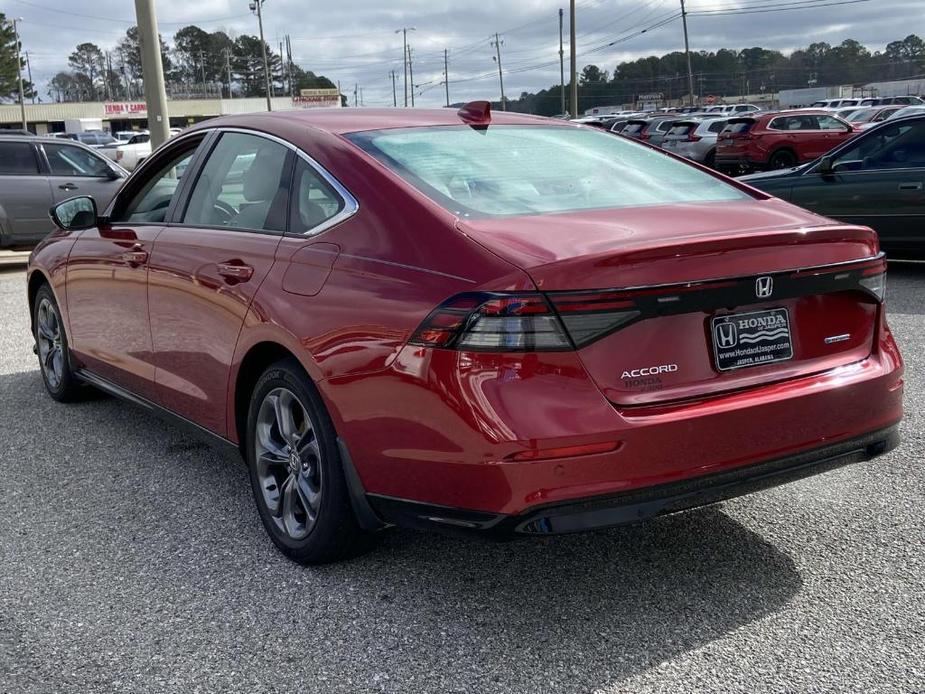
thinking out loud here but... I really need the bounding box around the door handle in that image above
[898,182,923,191]
[58,183,79,191]
[217,262,254,282]
[121,244,148,266]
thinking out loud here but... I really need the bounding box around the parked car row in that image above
[741,114,925,258]
[0,135,126,248]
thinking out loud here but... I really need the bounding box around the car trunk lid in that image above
[457,200,883,406]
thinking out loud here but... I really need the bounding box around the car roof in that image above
[188,107,558,136]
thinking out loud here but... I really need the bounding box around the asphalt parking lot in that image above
[0,264,922,694]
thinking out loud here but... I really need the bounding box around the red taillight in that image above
[410,293,571,352]
[688,133,702,142]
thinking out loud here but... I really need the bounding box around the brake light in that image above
[410,293,571,351]
[687,133,702,142]
[859,264,887,302]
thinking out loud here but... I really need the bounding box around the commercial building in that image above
[0,89,342,134]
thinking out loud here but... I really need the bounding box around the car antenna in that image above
[457,100,492,130]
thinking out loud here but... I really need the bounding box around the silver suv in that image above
[660,118,729,168]
[0,135,127,248]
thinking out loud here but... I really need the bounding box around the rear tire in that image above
[245,358,373,564]
[768,149,797,170]
[33,284,83,402]
[704,150,717,169]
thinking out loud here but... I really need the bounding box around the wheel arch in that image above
[27,268,52,333]
[768,146,798,166]
[228,338,337,452]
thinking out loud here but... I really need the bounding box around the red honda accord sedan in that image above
[27,103,903,564]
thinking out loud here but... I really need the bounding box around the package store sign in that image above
[293,89,341,108]
[104,102,148,116]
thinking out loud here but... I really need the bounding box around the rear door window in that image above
[725,120,755,134]
[0,142,40,174]
[183,132,291,232]
[708,120,728,133]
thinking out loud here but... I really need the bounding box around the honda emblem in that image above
[715,323,738,349]
[755,276,774,299]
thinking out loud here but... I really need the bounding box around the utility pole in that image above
[680,0,695,107]
[354,83,358,107]
[390,70,397,107]
[285,34,293,96]
[559,8,566,116]
[134,0,170,147]
[444,48,450,107]
[569,0,577,118]
[407,45,415,107]
[225,48,234,98]
[198,49,208,98]
[491,34,506,110]
[395,27,414,107]
[25,51,35,104]
[249,0,272,111]
[12,18,26,129]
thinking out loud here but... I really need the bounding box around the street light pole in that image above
[250,0,272,111]
[12,18,26,129]
[569,0,577,118]
[680,0,695,107]
[559,8,566,116]
[133,0,170,147]
[407,45,415,107]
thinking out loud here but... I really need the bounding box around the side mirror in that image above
[105,167,122,180]
[50,195,98,231]
[817,155,834,175]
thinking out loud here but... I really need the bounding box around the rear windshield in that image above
[347,125,748,218]
[667,124,694,136]
[725,120,755,134]
[621,122,645,134]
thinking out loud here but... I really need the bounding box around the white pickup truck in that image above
[99,128,183,171]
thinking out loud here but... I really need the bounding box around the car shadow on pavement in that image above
[1,368,802,694]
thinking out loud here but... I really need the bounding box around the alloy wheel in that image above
[254,387,323,540]
[36,298,64,390]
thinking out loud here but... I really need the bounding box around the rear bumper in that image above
[368,424,900,536]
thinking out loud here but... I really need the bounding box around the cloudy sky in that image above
[8,0,918,106]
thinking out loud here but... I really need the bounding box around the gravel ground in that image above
[0,264,922,694]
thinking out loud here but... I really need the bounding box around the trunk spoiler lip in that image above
[541,252,886,297]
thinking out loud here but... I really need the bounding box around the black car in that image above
[740,115,925,257]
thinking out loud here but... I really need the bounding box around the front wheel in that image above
[33,284,82,402]
[245,358,372,564]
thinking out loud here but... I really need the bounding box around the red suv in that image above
[27,104,902,564]
[717,110,857,171]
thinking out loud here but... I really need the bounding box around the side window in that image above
[708,120,727,133]
[183,132,290,232]
[111,144,199,224]
[289,158,345,234]
[817,116,846,130]
[832,123,925,171]
[45,144,112,177]
[0,142,39,174]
